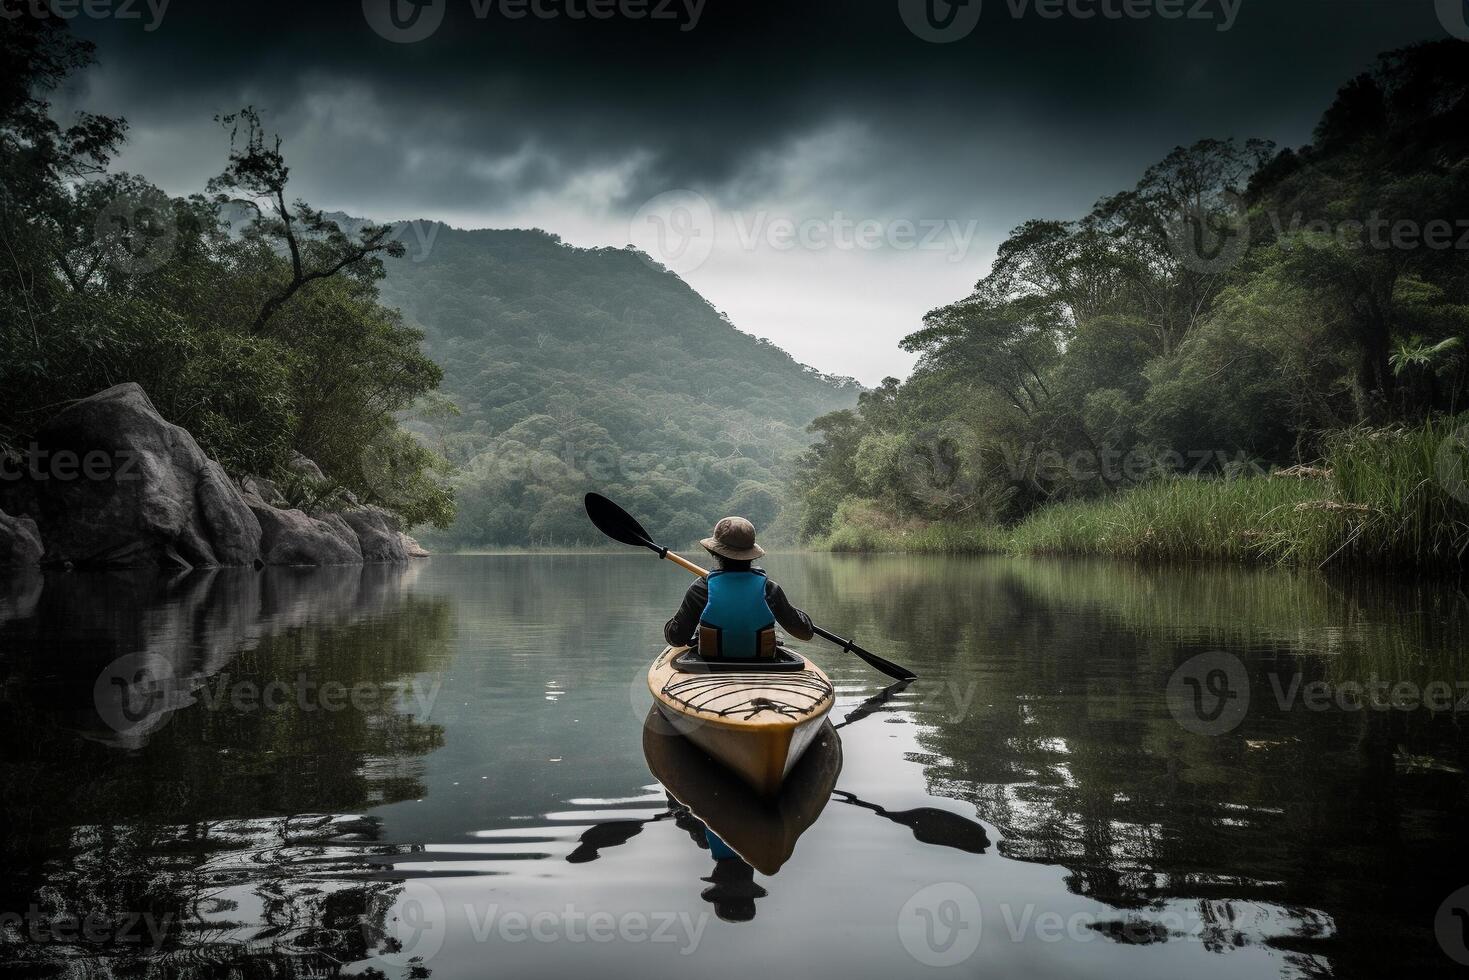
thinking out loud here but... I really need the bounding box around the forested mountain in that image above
[367,225,859,547]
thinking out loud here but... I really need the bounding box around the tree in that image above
[1091,137,1274,355]
[207,107,406,334]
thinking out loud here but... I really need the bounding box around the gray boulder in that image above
[401,534,430,559]
[0,568,42,628]
[247,496,363,566]
[341,506,407,562]
[238,474,288,508]
[0,509,43,566]
[29,384,261,569]
[285,453,326,481]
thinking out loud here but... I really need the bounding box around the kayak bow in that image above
[647,645,835,796]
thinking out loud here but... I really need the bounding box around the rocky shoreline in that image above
[0,384,427,571]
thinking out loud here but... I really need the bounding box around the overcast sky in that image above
[62,0,1453,384]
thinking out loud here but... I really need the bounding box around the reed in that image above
[817,416,1469,569]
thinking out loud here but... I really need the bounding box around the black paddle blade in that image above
[566,818,655,864]
[851,644,918,682]
[832,792,990,855]
[584,492,658,550]
[812,625,917,682]
[888,808,991,854]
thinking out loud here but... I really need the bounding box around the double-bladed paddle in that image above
[584,492,917,682]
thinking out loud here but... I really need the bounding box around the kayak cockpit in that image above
[670,647,810,673]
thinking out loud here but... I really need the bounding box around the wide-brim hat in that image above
[701,516,765,561]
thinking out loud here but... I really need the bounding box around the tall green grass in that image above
[818,417,1469,569]
[1003,477,1322,563]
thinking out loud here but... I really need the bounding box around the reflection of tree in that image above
[794,555,1469,976]
[0,815,402,977]
[0,566,452,978]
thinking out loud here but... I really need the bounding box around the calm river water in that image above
[1,554,1467,978]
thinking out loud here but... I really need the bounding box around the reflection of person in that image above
[663,517,813,660]
[699,830,767,923]
[669,802,768,922]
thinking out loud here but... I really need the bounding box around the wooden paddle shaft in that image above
[663,551,709,577]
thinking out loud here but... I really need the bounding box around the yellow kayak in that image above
[642,707,841,874]
[647,645,836,796]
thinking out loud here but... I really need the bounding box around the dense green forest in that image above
[372,226,857,548]
[797,41,1469,568]
[0,18,453,528]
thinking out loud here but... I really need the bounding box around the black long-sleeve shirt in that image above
[663,571,815,647]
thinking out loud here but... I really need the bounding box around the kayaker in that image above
[663,516,814,659]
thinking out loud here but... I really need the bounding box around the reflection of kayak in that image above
[647,645,836,796]
[642,707,842,875]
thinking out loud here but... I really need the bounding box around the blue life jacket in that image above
[705,829,738,861]
[698,569,777,660]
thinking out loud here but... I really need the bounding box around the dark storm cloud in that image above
[59,0,1444,223]
[40,0,1454,384]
